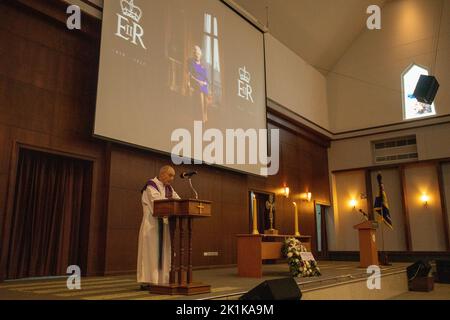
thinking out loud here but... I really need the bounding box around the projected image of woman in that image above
[188,45,210,123]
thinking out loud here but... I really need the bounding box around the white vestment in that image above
[137,177,180,284]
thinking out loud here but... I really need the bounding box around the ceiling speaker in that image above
[413,75,439,105]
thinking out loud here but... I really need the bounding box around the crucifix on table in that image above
[265,194,278,235]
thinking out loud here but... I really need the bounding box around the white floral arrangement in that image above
[282,237,321,278]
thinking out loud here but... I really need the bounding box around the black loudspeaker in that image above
[413,75,440,104]
[436,260,450,283]
[239,278,301,301]
[406,260,432,281]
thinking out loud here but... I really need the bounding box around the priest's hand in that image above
[163,217,169,225]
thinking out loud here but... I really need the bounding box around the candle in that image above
[252,194,259,235]
[293,202,300,236]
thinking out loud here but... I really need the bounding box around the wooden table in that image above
[237,234,312,278]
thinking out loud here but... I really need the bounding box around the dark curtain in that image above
[6,149,92,280]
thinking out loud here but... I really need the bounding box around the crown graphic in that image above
[120,0,142,23]
[239,67,251,83]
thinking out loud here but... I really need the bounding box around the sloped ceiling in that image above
[234,0,387,74]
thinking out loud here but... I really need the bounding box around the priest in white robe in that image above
[137,165,181,287]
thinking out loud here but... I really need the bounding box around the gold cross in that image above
[197,203,205,214]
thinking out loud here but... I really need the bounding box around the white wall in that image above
[329,170,368,251]
[330,163,448,252]
[264,34,330,131]
[327,0,450,133]
[329,122,450,172]
[404,164,447,251]
[266,0,450,173]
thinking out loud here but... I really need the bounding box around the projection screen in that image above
[95,0,267,175]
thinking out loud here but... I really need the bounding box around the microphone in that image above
[180,171,198,179]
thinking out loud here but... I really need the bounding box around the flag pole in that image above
[380,220,386,266]
[377,173,391,266]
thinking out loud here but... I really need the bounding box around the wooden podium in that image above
[150,199,212,295]
[354,220,379,268]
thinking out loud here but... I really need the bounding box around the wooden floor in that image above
[0,261,445,300]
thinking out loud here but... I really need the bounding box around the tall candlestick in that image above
[252,194,259,235]
[293,202,300,237]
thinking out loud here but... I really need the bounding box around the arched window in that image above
[402,64,436,120]
[204,13,222,106]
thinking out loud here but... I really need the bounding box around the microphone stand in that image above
[377,174,391,267]
[188,178,199,200]
[359,209,369,221]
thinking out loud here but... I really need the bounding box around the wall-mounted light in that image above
[421,194,430,207]
[301,192,312,202]
[283,186,290,198]
[349,199,358,209]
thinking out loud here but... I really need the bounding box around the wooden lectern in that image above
[354,220,379,268]
[150,199,212,295]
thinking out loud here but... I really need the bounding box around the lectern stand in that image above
[354,220,379,268]
[150,199,212,295]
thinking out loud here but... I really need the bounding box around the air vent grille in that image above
[372,136,418,164]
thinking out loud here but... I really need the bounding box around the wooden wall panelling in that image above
[0,0,332,276]
[0,0,107,278]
